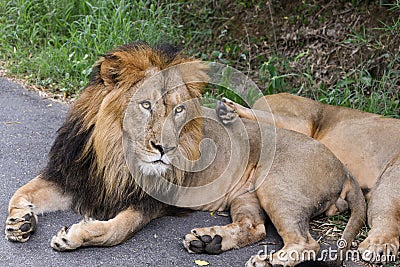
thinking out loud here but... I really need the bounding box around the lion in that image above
[5,43,365,266]
[218,93,400,263]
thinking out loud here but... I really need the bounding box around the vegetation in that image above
[0,0,398,117]
[0,0,182,95]
[176,0,400,116]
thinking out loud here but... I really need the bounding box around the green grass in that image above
[0,0,183,95]
[0,0,399,117]
[176,0,400,118]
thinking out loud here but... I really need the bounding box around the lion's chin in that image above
[138,161,169,177]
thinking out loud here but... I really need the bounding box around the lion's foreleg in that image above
[183,192,266,254]
[358,168,400,263]
[6,176,72,242]
[51,208,148,251]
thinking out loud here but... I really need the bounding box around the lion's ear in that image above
[96,51,147,88]
[97,54,121,87]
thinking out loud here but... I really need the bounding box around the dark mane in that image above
[41,42,196,220]
[41,102,166,220]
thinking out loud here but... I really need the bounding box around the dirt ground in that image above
[181,0,400,98]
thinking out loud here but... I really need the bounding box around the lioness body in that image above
[220,93,400,262]
[6,44,365,266]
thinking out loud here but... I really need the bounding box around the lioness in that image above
[218,93,400,263]
[5,43,365,266]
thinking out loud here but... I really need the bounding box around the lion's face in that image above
[77,44,206,195]
[55,43,206,217]
[123,66,202,178]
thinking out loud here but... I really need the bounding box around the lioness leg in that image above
[51,208,150,251]
[246,228,319,267]
[359,165,400,263]
[247,187,320,267]
[216,98,254,125]
[183,192,266,254]
[6,176,72,242]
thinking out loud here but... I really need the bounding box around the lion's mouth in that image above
[144,154,171,166]
[151,159,168,165]
[138,157,170,176]
[135,153,172,176]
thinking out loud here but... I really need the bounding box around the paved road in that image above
[0,77,365,267]
[0,77,279,267]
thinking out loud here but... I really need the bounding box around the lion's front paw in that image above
[216,98,238,125]
[246,255,271,267]
[51,226,81,251]
[5,209,37,242]
[183,230,223,255]
[358,233,399,263]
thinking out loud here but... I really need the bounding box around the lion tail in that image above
[338,171,367,262]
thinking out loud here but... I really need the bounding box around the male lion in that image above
[218,93,400,263]
[5,43,365,266]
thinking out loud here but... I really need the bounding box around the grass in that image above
[176,0,400,118]
[0,0,399,118]
[0,0,183,95]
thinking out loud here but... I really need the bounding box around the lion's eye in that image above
[175,105,185,114]
[140,101,151,110]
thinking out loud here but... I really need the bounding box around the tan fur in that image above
[6,43,207,249]
[182,106,366,267]
[221,93,400,263]
[80,47,205,201]
[6,176,71,242]
[6,45,365,267]
[51,209,146,250]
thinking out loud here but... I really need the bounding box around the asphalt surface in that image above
[0,77,364,267]
[0,77,280,267]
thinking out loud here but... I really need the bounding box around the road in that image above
[0,77,364,267]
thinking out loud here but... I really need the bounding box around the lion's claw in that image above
[51,226,79,251]
[5,211,37,242]
[358,234,399,263]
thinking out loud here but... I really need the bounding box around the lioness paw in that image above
[51,226,81,251]
[183,230,222,255]
[216,98,238,125]
[5,209,37,242]
[246,255,271,267]
[358,234,399,263]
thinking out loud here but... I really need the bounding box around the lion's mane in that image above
[42,43,205,220]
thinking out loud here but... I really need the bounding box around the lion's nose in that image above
[150,141,176,155]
